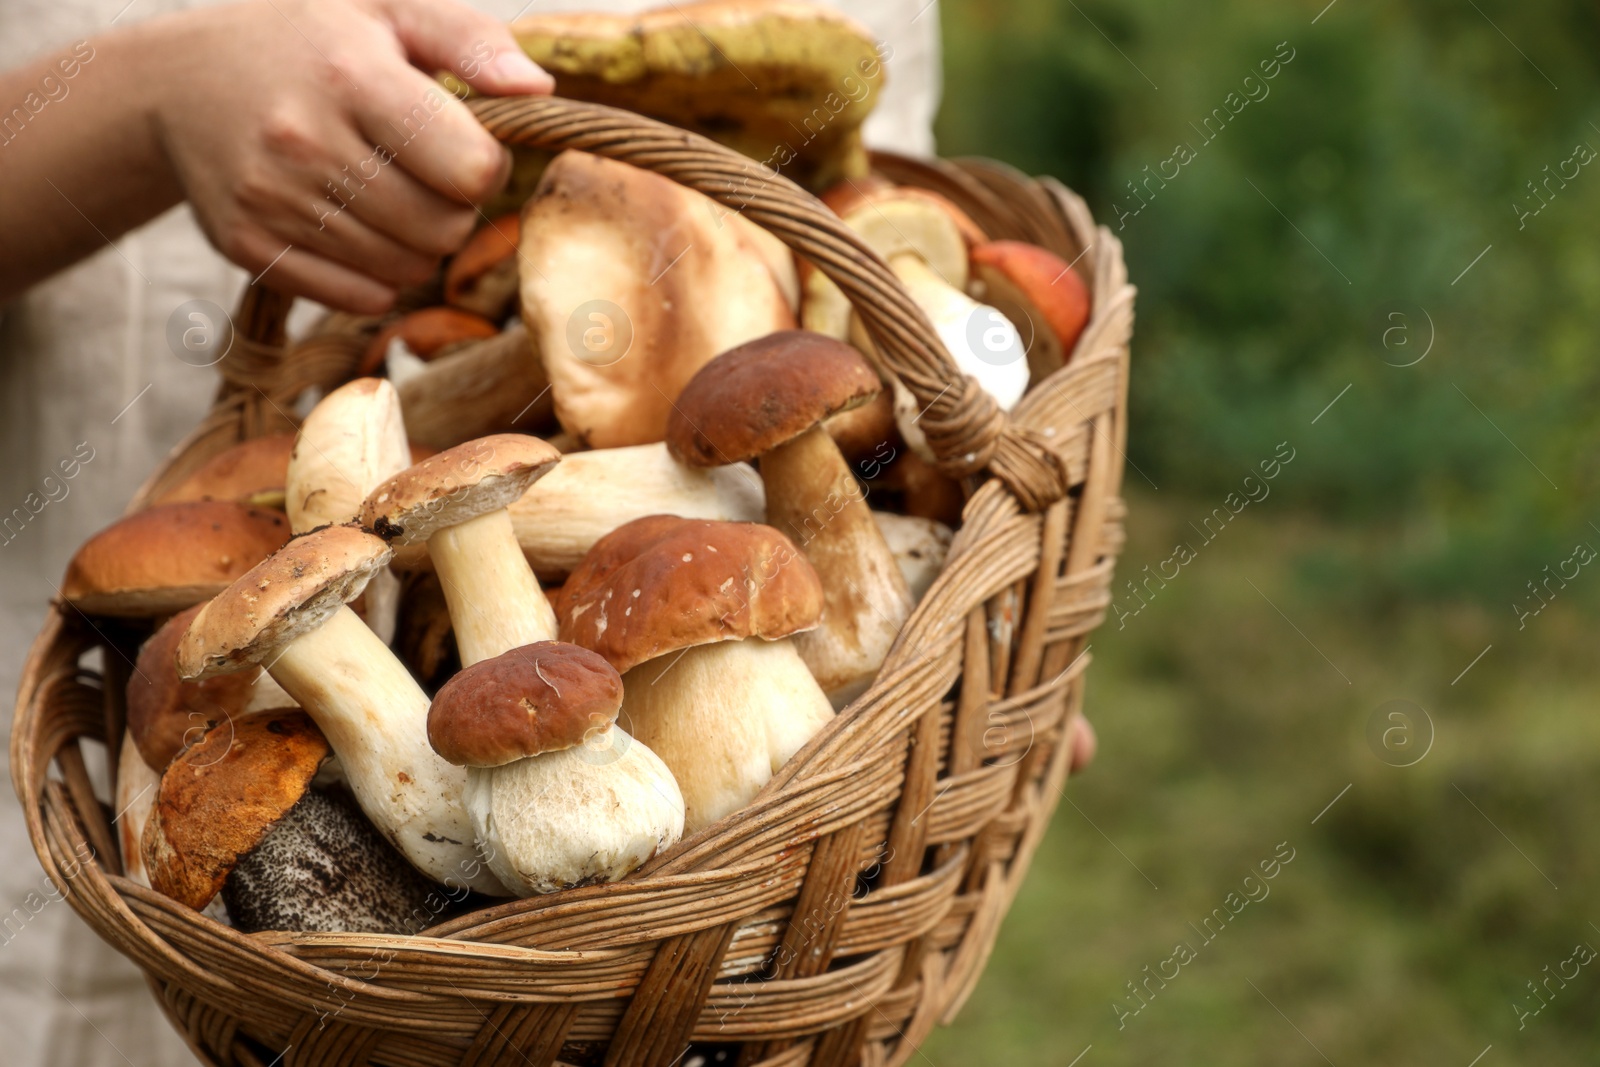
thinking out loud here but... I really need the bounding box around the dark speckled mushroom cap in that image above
[428,641,623,768]
[222,787,441,934]
[556,516,824,674]
[665,330,881,467]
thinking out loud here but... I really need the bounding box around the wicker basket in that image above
[11,96,1133,1067]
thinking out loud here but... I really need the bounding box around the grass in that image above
[922,486,1600,1065]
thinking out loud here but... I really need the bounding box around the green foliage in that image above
[935,0,1600,606]
[924,2,1600,1062]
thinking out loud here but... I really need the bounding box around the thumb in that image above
[377,0,554,95]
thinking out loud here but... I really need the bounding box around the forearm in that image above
[0,24,183,304]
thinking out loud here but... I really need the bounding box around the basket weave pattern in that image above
[11,97,1134,1067]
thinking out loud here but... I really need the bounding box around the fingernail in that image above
[488,50,555,93]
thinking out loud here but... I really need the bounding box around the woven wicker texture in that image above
[11,96,1134,1067]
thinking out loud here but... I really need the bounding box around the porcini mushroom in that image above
[222,786,440,934]
[127,603,294,771]
[872,511,953,604]
[558,516,833,832]
[286,378,413,645]
[969,240,1092,381]
[430,641,683,895]
[444,213,522,321]
[358,307,500,377]
[176,525,508,894]
[668,331,914,704]
[286,379,411,533]
[519,150,797,448]
[504,442,764,580]
[814,185,1030,460]
[511,1,882,190]
[152,433,296,509]
[143,711,329,912]
[362,434,561,666]
[61,500,289,617]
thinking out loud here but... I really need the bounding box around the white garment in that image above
[0,1,938,1063]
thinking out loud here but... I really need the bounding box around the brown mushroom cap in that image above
[176,525,393,680]
[152,434,296,507]
[428,641,623,768]
[62,501,291,617]
[142,711,330,911]
[969,240,1092,375]
[557,516,824,673]
[128,604,262,770]
[665,331,882,468]
[360,434,560,546]
[520,150,797,449]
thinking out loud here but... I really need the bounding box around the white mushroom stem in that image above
[863,254,1030,464]
[871,511,952,605]
[890,255,1029,408]
[429,508,558,667]
[507,443,765,579]
[287,380,412,644]
[464,735,683,896]
[761,426,913,707]
[620,638,832,833]
[116,729,159,888]
[244,671,296,712]
[265,605,506,894]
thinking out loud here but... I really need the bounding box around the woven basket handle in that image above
[245,96,1070,509]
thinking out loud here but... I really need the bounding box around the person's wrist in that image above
[101,15,195,208]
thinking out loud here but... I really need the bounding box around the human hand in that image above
[133,0,552,312]
[1068,715,1096,775]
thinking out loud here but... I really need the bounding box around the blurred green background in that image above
[925,0,1600,1063]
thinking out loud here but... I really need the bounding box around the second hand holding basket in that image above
[13,94,1134,1067]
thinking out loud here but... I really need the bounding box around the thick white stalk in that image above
[116,728,159,888]
[507,443,765,579]
[621,639,831,833]
[747,638,837,769]
[891,254,1029,409]
[430,508,557,667]
[465,731,683,896]
[268,606,507,894]
[762,426,912,706]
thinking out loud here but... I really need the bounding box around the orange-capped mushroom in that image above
[359,308,499,377]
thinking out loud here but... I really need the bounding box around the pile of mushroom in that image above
[53,0,1099,931]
